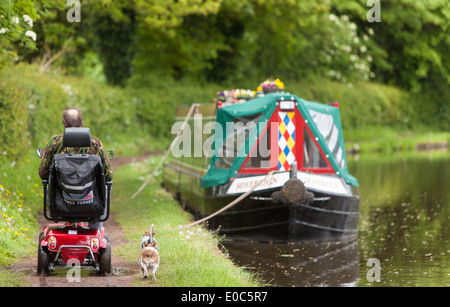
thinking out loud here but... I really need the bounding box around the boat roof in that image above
[198,92,358,188]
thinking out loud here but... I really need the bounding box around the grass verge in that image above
[111,156,261,287]
[0,150,42,286]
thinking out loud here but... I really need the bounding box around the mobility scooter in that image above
[37,127,113,275]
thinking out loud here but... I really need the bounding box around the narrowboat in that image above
[163,89,360,242]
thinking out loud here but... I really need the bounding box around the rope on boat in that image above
[178,171,275,229]
[130,103,199,199]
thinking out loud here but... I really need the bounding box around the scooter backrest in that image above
[63,127,91,148]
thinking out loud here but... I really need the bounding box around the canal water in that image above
[222,152,450,286]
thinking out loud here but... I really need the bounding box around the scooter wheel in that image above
[37,244,50,275]
[99,243,111,275]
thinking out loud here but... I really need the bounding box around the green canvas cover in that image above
[200,93,358,188]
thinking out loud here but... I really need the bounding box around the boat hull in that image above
[163,168,359,242]
[207,192,359,242]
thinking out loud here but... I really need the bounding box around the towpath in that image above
[11,152,158,287]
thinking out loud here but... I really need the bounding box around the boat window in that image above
[214,113,263,169]
[303,129,328,168]
[309,110,345,169]
[244,122,273,169]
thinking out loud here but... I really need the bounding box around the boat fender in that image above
[271,190,283,204]
[281,177,306,204]
[271,176,312,205]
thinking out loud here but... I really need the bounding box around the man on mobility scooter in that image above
[37,107,113,275]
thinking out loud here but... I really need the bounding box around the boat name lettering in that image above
[236,176,277,190]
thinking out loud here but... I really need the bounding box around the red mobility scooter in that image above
[37,128,113,275]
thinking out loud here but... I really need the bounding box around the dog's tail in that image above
[149,224,154,245]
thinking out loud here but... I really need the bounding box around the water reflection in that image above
[352,153,450,287]
[222,153,450,287]
[222,239,359,287]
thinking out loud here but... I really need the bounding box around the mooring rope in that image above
[178,171,275,229]
[130,103,199,199]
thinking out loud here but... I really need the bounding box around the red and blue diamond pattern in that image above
[278,112,296,171]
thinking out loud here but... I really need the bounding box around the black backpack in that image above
[46,128,107,221]
[48,154,106,219]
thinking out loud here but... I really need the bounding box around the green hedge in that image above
[1,64,443,161]
[286,77,413,130]
[130,74,426,137]
[0,64,155,160]
[0,82,29,160]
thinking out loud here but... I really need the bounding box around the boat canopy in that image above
[200,93,358,188]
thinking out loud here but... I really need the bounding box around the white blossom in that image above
[0,28,7,34]
[25,30,36,41]
[23,14,33,27]
[11,16,19,24]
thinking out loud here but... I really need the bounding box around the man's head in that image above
[62,107,84,128]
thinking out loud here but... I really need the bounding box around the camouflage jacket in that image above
[38,134,113,181]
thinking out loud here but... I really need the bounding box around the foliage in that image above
[5,1,448,108]
[132,1,225,80]
[127,0,450,105]
[1,62,444,162]
[0,63,158,160]
[90,7,137,86]
[1,0,449,146]
[0,82,29,160]
[0,0,38,69]
[0,150,42,267]
[127,72,219,138]
[228,0,374,82]
[331,0,450,93]
[286,76,412,130]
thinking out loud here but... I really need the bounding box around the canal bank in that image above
[345,126,450,155]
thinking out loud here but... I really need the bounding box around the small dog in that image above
[138,224,160,279]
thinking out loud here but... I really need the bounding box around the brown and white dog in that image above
[138,224,160,279]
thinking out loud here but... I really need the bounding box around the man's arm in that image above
[38,135,61,180]
[91,137,113,181]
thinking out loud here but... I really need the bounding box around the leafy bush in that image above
[129,71,442,140]
[0,64,155,156]
[1,63,444,162]
[128,74,218,138]
[286,77,413,130]
[0,82,29,160]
